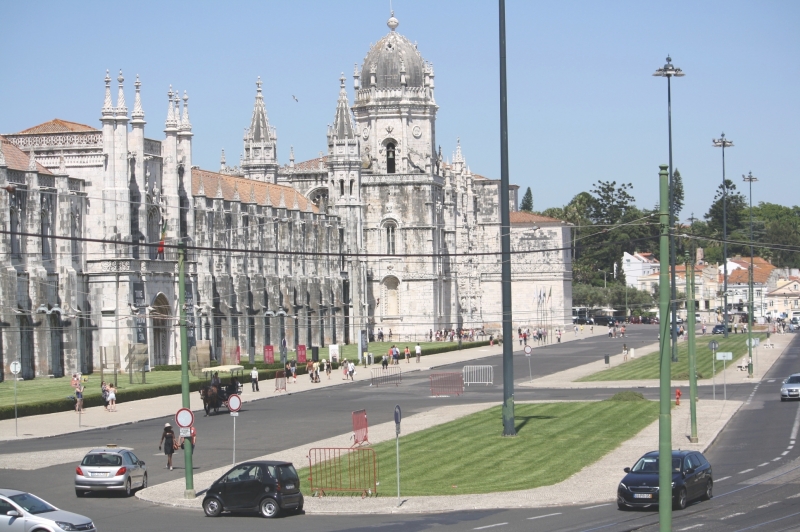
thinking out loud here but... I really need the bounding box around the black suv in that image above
[617,450,713,510]
[202,461,303,518]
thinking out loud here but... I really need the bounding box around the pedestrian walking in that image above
[179,425,197,456]
[347,360,356,380]
[342,359,349,379]
[159,423,177,471]
[290,359,297,383]
[250,366,260,392]
[101,381,110,411]
[404,346,410,363]
[75,382,84,413]
[415,343,421,363]
[107,384,117,412]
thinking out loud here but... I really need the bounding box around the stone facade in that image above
[0,13,572,379]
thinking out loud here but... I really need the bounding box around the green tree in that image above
[520,187,533,212]
[705,179,747,235]
[587,180,635,226]
[672,168,684,218]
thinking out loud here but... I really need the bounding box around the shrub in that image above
[606,391,647,402]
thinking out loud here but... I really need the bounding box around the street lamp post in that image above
[598,269,608,289]
[713,133,733,338]
[743,171,758,378]
[654,56,684,364]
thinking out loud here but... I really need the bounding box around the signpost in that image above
[10,360,20,437]
[524,345,533,382]
[175,408,194,429]
[228,394,242,464]
[708,341,719,400]
[716,352,733,400]
[394,404,401,507]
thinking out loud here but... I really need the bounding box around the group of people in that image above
[158,422,197,471]
[305,359,332,383]
[382,345,412,366]
[341,359,356,380]
[517,327,549,345]
[69,374,117,413]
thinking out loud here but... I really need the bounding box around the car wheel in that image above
[124,478,132,497]
[782,397,787,402]
[260,497,280,518]
[617,502,628,511]
[702,480,713,500]
[673,487,687,510]
[141,473,148,490]
[203,498,222,517]
[75,489,85,498]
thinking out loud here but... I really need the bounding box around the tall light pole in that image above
[653,56,684,363]
[713,133,733,338]
[743,171,758,378]
[657,164,673,531]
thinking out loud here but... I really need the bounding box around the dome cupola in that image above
[361,12,426,89]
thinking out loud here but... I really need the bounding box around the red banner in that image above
[297,344,307,364]
[263,345,274,364]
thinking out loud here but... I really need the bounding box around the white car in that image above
[0,489,96,531]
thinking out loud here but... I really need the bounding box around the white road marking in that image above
[791,403,800,441]
[678,525,704,531]
[789,445,795,450]
[793,440,797,445]
[581,503,612,510]
[758,463,770,467]
[758,501,779,508]
[768,379,776,383]
[528,513,562,520]
[474,524,508,530]
[721,512,745,520]
[716,476,731,482]
[782,451,790,456]
[740,468,754,473]
[786,493,800,499]
[773,457,783,461]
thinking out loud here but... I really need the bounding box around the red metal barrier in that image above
[351,409,369,446]
[429,372,464,396]
[274,370,287,393]
[307,447,377,498]
[370,367,402,387]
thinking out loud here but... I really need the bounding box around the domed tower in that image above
[354,13,451,337]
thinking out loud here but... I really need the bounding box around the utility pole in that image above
[713,133,733,338]
[499,0,515,436]
[686,251,698,443]
[657,164,673,531]
[743,172,758,378]
[178,242,194,498]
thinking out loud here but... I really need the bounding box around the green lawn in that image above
[0,370,203,408]
[577,333,767,382]
[299,401,659,496]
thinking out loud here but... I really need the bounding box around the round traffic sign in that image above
[227,394,242,412]
[708,341,720,351]
[394,404,402,425]
[175,408,194,428]
[524,346,532,356]
[9,361,21,375]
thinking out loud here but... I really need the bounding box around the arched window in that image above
[385,223,396,255]
[386,143,396,174]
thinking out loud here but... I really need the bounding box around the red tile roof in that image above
[510,211,564,224]
[192,168,317,212]
[0,135,54,174]
[288,156,327,172]
[15,119,98,134]
[728,265,776,285]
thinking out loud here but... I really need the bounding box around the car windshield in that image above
[81,453,122,466]
[631,456,682,473]
[266,464,299,482]
[9,493,56,514]
[786,376,800,384]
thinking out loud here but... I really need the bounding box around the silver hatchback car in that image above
[0,489,96,531]
[75,447,147,497]
[780,374,800,401]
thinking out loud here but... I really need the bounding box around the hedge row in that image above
[0,341,491,420]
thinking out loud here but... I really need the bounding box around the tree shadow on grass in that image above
[515,415,556,433]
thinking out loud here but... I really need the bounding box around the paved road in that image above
[2,325,794,531]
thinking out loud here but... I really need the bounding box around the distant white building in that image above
[622,252,659,288]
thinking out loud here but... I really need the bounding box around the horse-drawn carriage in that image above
[198,365,245,416]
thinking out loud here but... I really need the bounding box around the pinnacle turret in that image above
[131,74,145,122]
[329,74,355,140]
[180,91,192,132]
[28,149,37,171]
[115,70,127,117]
[165,85,178,130]
[102,70,114,118]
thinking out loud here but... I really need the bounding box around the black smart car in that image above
[617,450,713,510]
[202,461,303,518]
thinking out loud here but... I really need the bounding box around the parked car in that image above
[780,374,800,401]
[617,450,713,510]
[0,489,96,531]
[711,324,726,335]
[202,461,303,518]
[75,447,147,497]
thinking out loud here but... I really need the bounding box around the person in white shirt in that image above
[347,361,355,380]
[250,366,259,392]
[415,343,422,363]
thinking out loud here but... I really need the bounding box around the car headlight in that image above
[619,482,628,491]
[56,522,78,531]
[671,482,675,488]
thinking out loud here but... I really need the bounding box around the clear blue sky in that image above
[1,0,797,220]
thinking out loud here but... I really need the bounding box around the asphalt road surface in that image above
[2,326,796,531]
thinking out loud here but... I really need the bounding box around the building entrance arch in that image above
[151,293,171,366]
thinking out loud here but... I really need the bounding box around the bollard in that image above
[675,388,682,406]
[604,354,610,366]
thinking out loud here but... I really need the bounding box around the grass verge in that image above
[576,333,767,382]
[298,400,659,496]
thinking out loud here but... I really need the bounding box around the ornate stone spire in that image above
[28,149,37,171]
[247,76,272,142]
[180,91,192,131]
[102,70,114,118]
[197,174,205,196]
[249,183,257,203]
[233,182,240,201]
[220,149,227,173]
[131,75,145,122]
[165,86,178,129]
[115,70,127,117]
[453,137,464,163]
[330,74,356,140]
[216,177,224,199]
[263,185,272,207]
[289,146,295,168]
[292,191,300,210]
[387,10,399,31]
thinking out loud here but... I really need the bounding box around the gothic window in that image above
[340,180,345,197]
[386,143,396,174]
[385,223,396,255]
[147,209,160,260]
[350,180,354,196]
[382,276,399,316]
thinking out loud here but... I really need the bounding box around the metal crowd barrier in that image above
[370,366,402,387]
[351,409,370,446]
[274,370,287,393]
[429,372,464,396]
[463,365,494,386]
[307,447,378,498]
